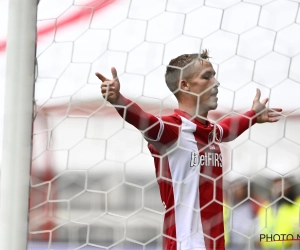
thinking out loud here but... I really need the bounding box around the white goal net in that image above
[26,0,300,249]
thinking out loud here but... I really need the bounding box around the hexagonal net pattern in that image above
[30,0,300,249]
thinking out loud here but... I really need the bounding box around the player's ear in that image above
[180,79,190,91]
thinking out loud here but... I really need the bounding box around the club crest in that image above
[208,124,223,149]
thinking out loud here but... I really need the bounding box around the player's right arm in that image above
[96,67,178,144]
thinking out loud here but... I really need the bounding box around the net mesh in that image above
[30,0,300,249]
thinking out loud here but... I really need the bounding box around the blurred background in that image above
[1,0,300,249]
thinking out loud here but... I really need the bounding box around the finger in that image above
[102,92,114,97]
[254,88,261,101]
[101,81,114,88]
[267,109,282,114]
[101,91,115,96]
[101,85,110,92]
[101,86,115,93]
[95,72,109,82]
[268,117,280,122]
[261,97,269,105]
[270,108,283,112]
[101,88,108,94]
[111,67,118,80]
[268,112,281,117]
[102,90,115,98]
[101,88,108,95]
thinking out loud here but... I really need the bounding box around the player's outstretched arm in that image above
[219,89,282,142]
[96,67,166,142]
[251,88,282,123]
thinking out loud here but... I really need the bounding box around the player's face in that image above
[187,60,219,112]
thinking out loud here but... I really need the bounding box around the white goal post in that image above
[0,0,38,249]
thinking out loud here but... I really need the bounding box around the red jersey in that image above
[116,97,256,250]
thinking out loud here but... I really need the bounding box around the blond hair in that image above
[165,50,210,95]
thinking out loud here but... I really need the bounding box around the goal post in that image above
[0,0,38,249]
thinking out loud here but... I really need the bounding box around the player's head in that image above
[165,50,219,113]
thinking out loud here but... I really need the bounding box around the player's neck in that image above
[178,102,208,125]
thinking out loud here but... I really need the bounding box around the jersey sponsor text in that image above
[190,151,222,168]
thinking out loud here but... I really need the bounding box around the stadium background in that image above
[0,0,300,249]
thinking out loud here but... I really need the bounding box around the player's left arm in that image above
[219,89,282,142]
[251,88,282,123]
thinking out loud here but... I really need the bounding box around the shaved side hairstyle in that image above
[165,49,211,97]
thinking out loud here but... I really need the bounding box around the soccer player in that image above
[96,51,282,250]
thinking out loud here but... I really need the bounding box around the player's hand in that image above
[251,88,282,123]
[96,67,120,103]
